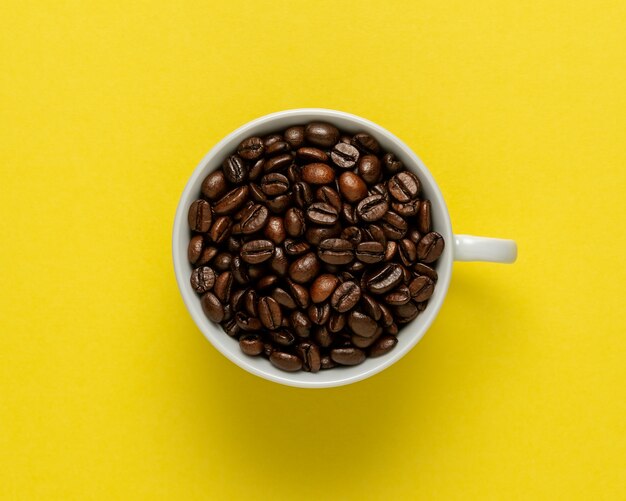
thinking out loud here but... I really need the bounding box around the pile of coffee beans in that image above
[188,122,444,372]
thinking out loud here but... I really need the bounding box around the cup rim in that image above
[172,108,453,388]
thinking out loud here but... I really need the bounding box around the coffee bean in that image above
[201,292,224,322]
[384,241,398,262]
[249,183,267,203]
[307,302,330,325]
[330,142,360,169]
[347,311,378,337]
[201,170,228,201]
[284,207,305,237]
[358,155,382,185]
[361,294,382,321]
[290,310,311,337]
[241,239,274,264]
[320,355,336,369]
[258,296,282,330]
[244,289,258,317]
[331,347,366,366]
[310,274,340,303]
[213,186,249,215]
[314,326,333,348]
[367,263,403,294]
[238,203,268,235]
[414,263,438,281]
[296,341,321,372]
[231,256,249,284]
[296,146,328,163]
[351,132,380,154]
[369,335,398,357]
[208,216,233,244]
[318,238,354,265]
[417,232,444,263]
[190,266,215,294]
[382,152,403,174]
[304,122,340,148]
[269,351,302,372]
[398,239,417,266]
[355,241,385,264]
[338,172,368,203]
[365,224,387,247]
[239,334,264,356]
[188,199,212,233]
[306,202,338,226]
[235,311,262,331]
[341,226,362,245]
[328,312,346,333]
[380,211,408,241]
[257,275,279,290]
[272,287,297,309]
[264,153,293,173]
[270,246,289,276]
[384,284,411,306]
[352,331,380,349]
[370,182,389,200]
[284,239,311,256]
[284,126,305,148]
[418,200,432,234]
[188,235,204,264]
[261,173,290,196]
[223,317,240,337]
[305,223,342,245]
[356,194,389,222]
[266,194,291,214]
[393,302,419,324]
[409,275,435,301]
[392,200,420,217]
[264,216,286,244]
[288,252,320,283]
[388,171,420,202]
[263,134,282,148]
[222,154,248,184]
[316,186,342,212]
[214,271,233,303]
[265,141,290,157]
[330,281,361,312]
[286,279,310,308]
[237,137,264,161]
[286,163,301,184]
[248,159,264,181]
[293,182,313,208]
[302,163,335,185]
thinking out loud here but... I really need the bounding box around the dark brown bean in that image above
[208,216,232,244]
[284,126,305,148]
[361,294,382,321]
[286,279,310,308]
[414,263,438,281]
[331,347,366,366]
[367,263,403,294]
[270,246,289,276]
[388,171,420,202]
[418,200,432,234]
[296,341,321,372]
[214,271,233,303]
[190,266,215,294]
[265,141,290,157]
[384,284,411,306]
[355,241,385,264]
[264,153,293,173]
[417,232,445,263]
[201,170,228,200]
[305,223,342,245]
[188,235,204,264]
[318,238,354,265]
[314,326,333,348]
[264,216,286,244]
[258,296,282,330]
[285,207,306,237]
[347,311,378,337]
[213,186,249,215]
[307,302,330,326]
[310,274,340,304]
[302,163,335,185]
[231,256,249,284]
[288,252,320,283]
[316,186,342,212]
[328,312,346,333]
[392,200,420,217]
[330,142,360,169]
[369,335,398,357]
[201,292,224,322]
[261,173,290,196]
[269,351,302,372]
[244,289,258,317]
[237,137,264,160]
[272,287,297,309]
[358,155,382,185]
[238,204,269,235]
[409,275,435,301]
[188,199,212,233]
[356,194,389,222]
[338,172,368,203]
[239,335,264,356]
[266,194,291,214]
[320,355,336,369]
[398,239,417,266]
[393,302,419,324]
[382,152,403,174]
[290,310,311,338]
[293,181,313,208]
[296,146,328,163]
[330,281,361,312]
[240,239,274,264]
[351,132,380,154]
[222,154,248,184]
[306,202,338,226]
[235,311,262,331]
[304,122,340,148]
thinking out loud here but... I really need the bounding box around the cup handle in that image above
[453,234,517,263]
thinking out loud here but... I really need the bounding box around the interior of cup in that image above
[173,109,454,388]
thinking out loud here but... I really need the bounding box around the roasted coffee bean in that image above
[272,287,297,309]
[237,136,264,161]
[283,207,304,237]
[365,224,387,247]
[358,155,382,185]
[347,260,365,273]
[392,200,420,217]
[188,199,212,233]
[361,294,382,321]
[355,241,385,264]
[257,275,279,290]
[190,266,215,294]
[197,245,218,266]
[239,203,269,235]
[352,332,380,349]
[239,335,264,356]
[384,241,398,262]
[398,239,417,266]
[231,288,246,310]
[417,231,445,263]
[290,310,311,337]
[409,275,435,301]
[407,228,421,245]
[231,256,249,284]
[347,311,378,337]
[266,194,291,214]
[244,289,258,317]
[306,202,338,226]
[293,181,313,208]
[367,263,403,294]
[310,274,340,303]
[240,239,275,264]
[288,252,320,283]
[264,153,293,173]
[213,186,249,215]
[382,152,403,174]
[249,183,267,203]
[320,355,336,369]
[314,326,333,348]
[258,296,282,330]
[356,194,389,222]
[418,200,432,234]
[305,223,342,245]
[265,140,290,157]
[249,159,265,181]
[370,182,389,200]
[318,238,354,265]
[296,341,321,372]
[188,235,204,264]
[223,317,240,337]
[304,122,340,148]
[341,226,362,245]
[414,262,438,281]
[264,216,286,244]
[307,302,330,326]
[235,311,262,331]
[331,347,366,366]
[316,186,342,212]
[201,292,224,322]
[201,170,228,200]
[384,284,411,306]
[263,134,282,148]
[330,281,361,312]
[234,201,255,221]
[247,265,265,280]
[286,163,301,184]
[214,271,233,303]
[330,142,360,169]
[269,351,302,372]
[351,132,380,154]
[377,302,393,327]
[261,173,290,196]
[338,172,368,203]
[209,217,233,244]
[284,239,311,256]
[369,335,398,357]
[287,279,310,308]
[296,146,328,163]
[302,163,335,185]
[388,171,420,202]
[270,246,289,276]
[393,302,419,324]
[284,126,305,148]
[263,342,274,357]
[328,312,346,333]
[222,154,248,184]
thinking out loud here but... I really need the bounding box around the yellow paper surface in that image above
[1,1,624,499]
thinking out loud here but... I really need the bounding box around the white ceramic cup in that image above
[173,109,517,388]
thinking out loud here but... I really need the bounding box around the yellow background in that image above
[1,0,625,499]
